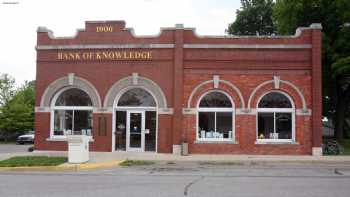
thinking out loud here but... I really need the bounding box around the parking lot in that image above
[0,143,32,154]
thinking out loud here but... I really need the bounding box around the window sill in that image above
[255,140,298,145]
[46,136,94,142]
[194,140,238,144]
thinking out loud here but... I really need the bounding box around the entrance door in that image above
[126,111,145,151]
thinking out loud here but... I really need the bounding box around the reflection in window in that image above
[257,92,294,141]
[55,88,92,106]
[145,111,156,151]
[258,92,292,108]
[197,91,234,141]
[52,88,93,136]
[199,92,232,108]
[118,88,156,107]
[115,111,126,150]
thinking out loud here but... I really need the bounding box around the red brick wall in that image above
[35,21,322,154]
[183,73,312,155]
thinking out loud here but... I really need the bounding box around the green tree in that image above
[227,0,276,35]
[0,73,15,107]
[0,80,35,141]
[273,0,350,141]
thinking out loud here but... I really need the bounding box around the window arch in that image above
[117,88,156,107]
[51,88,93,137]
[197,91,234,141]
[257,91,295,142]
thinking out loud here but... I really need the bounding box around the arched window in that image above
[197,91,234,141]
[52,88,93,137]
[257,91,295,142]
[117,88,156,107]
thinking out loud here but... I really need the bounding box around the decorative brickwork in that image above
[35,21,322,155]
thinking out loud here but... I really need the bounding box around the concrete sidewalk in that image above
[1,151,350,172]
[31,151,350,164]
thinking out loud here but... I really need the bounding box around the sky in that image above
[0,0,240,86]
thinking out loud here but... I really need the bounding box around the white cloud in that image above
[0,0,240,85]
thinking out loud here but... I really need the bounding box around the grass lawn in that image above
[0,141,16,144]
[0,156,67,167]
[119,160,155,167]
[340,139,350,155]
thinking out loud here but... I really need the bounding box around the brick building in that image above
[34,20,323,155]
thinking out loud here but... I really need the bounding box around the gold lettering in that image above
[58,53,63,60]
[114,52,122,59]
[96,26,113,33]
[57,50,152,61]
[95,52,101,60]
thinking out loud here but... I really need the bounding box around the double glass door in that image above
[115,110,156,152]
[126,111,145,151]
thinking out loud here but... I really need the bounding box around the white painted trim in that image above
[36,44,175,50]
[49,87,94,138]
[158,108,174,114]
[255,91,296,143]
[187,80,212,108]
[126,110,145,152]
[35,107,50,112]
[247,77,307,111]
[40,75,101,108]
[247,80,274,110]
[183,44,312,49]
[187,78,245,109]
[220,80,245,109]
[46,136,94,142]
[196,90,235,142]
[183,108,197,115]
[312,147,323,156]
[104,75,167,109]
[112,87,159,153]
[37,23,321,40]
[194,140,238,144]
[296,109,312,116]
[255,140,298,144]
[114,87,158,109]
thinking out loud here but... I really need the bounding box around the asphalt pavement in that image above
[1,161,350,197]
[0,143,31,154]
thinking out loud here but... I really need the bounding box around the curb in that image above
[0,160,124,172]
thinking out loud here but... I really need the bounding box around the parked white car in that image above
[16,131,35,144]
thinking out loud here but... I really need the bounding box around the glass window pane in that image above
[216,112,232,139]
[54,110,73,135]
[117,88,156,107]
[198,112,215,138]
[116,111,126,150]
[199,92,232,108]
[145,111,156,151]
[258,112,274,139]
[55,88,92,106]
[276,113,292,139]
[73,110,93,135]
[258,92,292,108]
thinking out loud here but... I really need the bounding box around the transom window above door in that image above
[257,91,295,143]
[197,91,234,142]
[117,88,156,107]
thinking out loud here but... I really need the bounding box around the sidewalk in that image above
[32,150,350,164]
[1,151,350,172]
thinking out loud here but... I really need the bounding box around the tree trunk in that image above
[335,95,346,142]
[334,83,350,142]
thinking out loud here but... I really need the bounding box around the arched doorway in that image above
[114,88,157,152]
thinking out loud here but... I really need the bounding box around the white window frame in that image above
[49,87,94,139]
[256,90,295,143]
[196,90,235,142]
[113,87,158,152]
